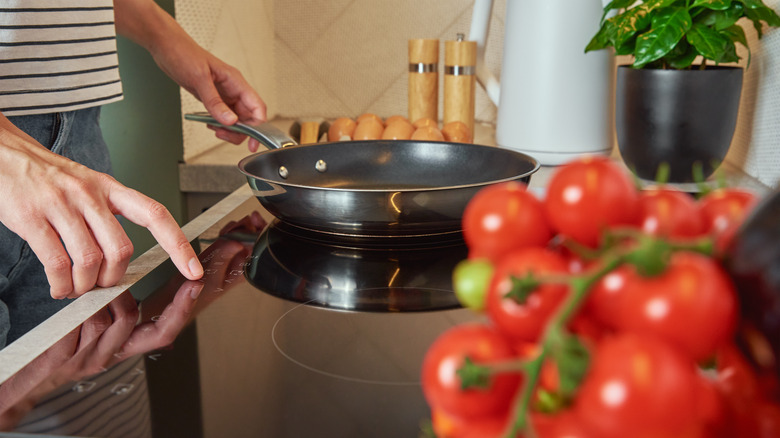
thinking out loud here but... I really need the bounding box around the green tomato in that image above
[452,259,494,312]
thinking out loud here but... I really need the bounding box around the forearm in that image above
[113,0,190,57]
[112,0,267,145]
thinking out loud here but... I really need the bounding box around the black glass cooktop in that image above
[0,201,482,438]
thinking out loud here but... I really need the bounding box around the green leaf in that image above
[739,0,780,39]
[718,37,741,63]
[687,22,734,62]
[614,35,639,55]
[585,23,614,52]
[722,24,752,66]
[740,0,772,9]
[549,333,590,398]
[696,3,745,29]
[722,23,749,46]
[633,7,692,68]
[745,5,780,27]
[607,0,677,48]
[692,0,733,10]
[665,39,700,68]
[602,0,638,22]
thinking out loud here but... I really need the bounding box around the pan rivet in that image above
[315,160,328,173]
[278,166,289,179]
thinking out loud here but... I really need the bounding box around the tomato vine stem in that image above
[504,255,625,437]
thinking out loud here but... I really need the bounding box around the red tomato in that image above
[586,268,632,330]
[574,333,701,438]
[588,251,738,362]
[637,187,704,238]
[431,408,508,438]
[713,342,773,436]
[531,410,595,438]
[698,188,758,235]
[462,182,552,263]
[698,188,758,253]
[421,324,522,420]
[544,156,639,248]
[693,374,732,438]
[716,343,761,404]
[486,247,569,342]
[753,400,780,438]
[567,310,608,345]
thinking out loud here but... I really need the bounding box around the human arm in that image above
[113,0,267,152]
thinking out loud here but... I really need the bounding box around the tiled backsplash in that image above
[176,0,504,161]
[176,0,779,189]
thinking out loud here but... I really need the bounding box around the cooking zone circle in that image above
[271,301,477,385]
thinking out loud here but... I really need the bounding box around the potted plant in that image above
[585,0,780,183]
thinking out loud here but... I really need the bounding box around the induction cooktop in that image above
[1,200,482,438]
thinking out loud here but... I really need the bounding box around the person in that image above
[0,0,266,348]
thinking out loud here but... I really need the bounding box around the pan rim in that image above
[237,141,541,193]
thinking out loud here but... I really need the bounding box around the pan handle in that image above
[184,112,298,149]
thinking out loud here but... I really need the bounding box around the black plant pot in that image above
[615,65,743,183]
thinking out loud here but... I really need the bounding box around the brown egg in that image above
[384,115,409,126]
[442,121,473,143]
[411,126,445,141]
[353,117,384,140]
[381,119,415,140]
[328,117,356,141]
[357,113,383,125]
[412,117,438,129]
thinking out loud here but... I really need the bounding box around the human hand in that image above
[218,210,267,236]
[0,291,137,430]
[0,118,203,298]
[0,234,252,430]
[114,0,267,152]
[156,43,267,153]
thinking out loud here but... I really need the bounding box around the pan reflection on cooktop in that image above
[245,221,467,312]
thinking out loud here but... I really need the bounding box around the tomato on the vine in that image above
[543,156,639,248]
[452,258,494,312]
[423,153,773,438]
[431,408,508,438]
[421,324,522,421]
[699,188,758,253]
[486,247,569,343]
[637,187,704,238]
[462,181,552,263]
[531,410,594,438]
[573,333,701,438]
[699,188,758,235]
[588,251,738,362]
[693,373,732,438]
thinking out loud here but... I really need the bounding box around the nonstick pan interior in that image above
[240,140,537,190]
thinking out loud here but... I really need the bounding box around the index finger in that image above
[108,185,203,280]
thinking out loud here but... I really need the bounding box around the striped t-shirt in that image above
[0,0,123,116]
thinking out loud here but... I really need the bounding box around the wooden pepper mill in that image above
[444,33,477,134]
[408,38,439,124]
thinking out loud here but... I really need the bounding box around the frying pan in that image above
[186,113,539,237]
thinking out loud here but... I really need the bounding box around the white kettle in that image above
[469,0,614,165]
